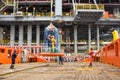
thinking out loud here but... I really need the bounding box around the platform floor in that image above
[0,62,120,80]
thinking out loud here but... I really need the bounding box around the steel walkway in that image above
[0,62,120,80]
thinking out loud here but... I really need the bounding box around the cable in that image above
[93,0,99,9]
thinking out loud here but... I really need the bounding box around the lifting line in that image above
[93,0,99,9]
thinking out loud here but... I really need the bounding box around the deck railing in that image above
[3,0,14,4]
[76,4,104,10]
[0,4,5,11]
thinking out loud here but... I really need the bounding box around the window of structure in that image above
[2,25,10,42]
[23,25,27,43]
[40,24,45,43]
[15,25,19,42]
[0,49,5,53]
[8,50,11,58]
[32,25,36,42]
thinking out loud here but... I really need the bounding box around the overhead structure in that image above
[74,3,104,24]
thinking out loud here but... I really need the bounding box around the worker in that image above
[10,50,18,69]
[58,56,63,65]
[112,29,119,41]
[51,35,56,52]
[88,48,94,67]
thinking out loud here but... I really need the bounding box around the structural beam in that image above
[97,26,100,50]
[36,25,40,54]
[88,24,91,51]
[27,25,32,51]
[19,25,23,46]
[74,25,78,53]
[10,25,15,47]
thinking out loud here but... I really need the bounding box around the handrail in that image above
[76,4,104,10]
[0,1,5,12]
[0,0,5,7]
[3,0,14,4]
[0,4,5,9]
[0,5,6,12]
[0,0,14,13]
[0,0,14,10]
[1,0,5,4]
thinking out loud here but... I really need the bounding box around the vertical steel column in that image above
[58,28,60,52]
[13,0,16,14]
[19,25,23,46]
[55,0,62,53]
[66,28,70,53]
[36,25,40,54]
[88,24,91,51]
[10,25,15,47]
[74,25,78,53]
[27,25,32,51]
[97,26,100,50]
[0,27,3,41]
[55,0,62,16]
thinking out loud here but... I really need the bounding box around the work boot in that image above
[89,63,92,67]
[61,62,63,65]
[10,64,15,69]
